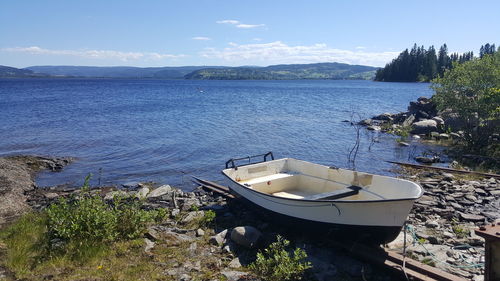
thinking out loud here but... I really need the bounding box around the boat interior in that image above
[223,158,422,201]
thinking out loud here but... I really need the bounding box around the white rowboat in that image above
[222,153,423,244]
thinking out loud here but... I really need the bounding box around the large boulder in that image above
[147,185,172,198]
[408,97,437,118]
[230,226,261,248]
[411,119,438,134]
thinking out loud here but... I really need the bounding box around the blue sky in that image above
[1,0,499,68]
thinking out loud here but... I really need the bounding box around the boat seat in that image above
[241,173,295,185]
[303,185,362,200]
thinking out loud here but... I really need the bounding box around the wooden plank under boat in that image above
[221,153,423,244]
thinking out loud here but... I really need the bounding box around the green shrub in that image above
[46,174,160,247]
[249,235,312,281]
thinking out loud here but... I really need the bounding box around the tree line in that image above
[375,43,497,82]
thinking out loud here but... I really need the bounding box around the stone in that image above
[411,119,438,134]
[449,132,461,139]
[147,185,172,198]
[359,119,372,126]
[230,226,261,248]
[425,221,440,228]
[430,131,440,139]
[104,190,128,200]
[373,112,393,121]
[398,141,410,146]
[145,227,160,241]
[415,156,440,164]
[442,173,455,181]
[122,182,139,189]
[181,211,204,224]
[459,213,485,222]
[135,187,150,199]
[210,229,228,246]
[171,208,180,217]
[402,114,416,127]
[44,192,59,199]
[220,271,249,281]
[367,125,381,131]
[228,257,242,268]
[196,228,205,237]
[412,134,421,139]
[438,133,450,139]
[144,238,155,253]
[432,116,445,125]
[474,188,487,196]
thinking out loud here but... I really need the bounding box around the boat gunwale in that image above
[221,158,424,204]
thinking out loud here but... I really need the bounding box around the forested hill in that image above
[25,65,210,79]
[2,63,377,80]
[375,43,497,82]
[184,63,377,80]
[0,65,47,77]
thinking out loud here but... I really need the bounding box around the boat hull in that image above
[234,195,402,245]
[224,175,416,244]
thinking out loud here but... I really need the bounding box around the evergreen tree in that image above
[437,44,450,76]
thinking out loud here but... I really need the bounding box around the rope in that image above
[404,224,484,269]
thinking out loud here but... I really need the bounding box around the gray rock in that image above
[442,173,455,181]
[411,119,438,134]
[438,133,450,139]
[44,192,59,199]
[450,132,461,139]
[415,156,440,164]
[474,188,487,196]
[373,112,393,121]
[220,271,249,281]
[210,229,228,246]
[228,257,242,268]
[398,141,410,146]
[147,185,172,198]
[230,226,262,248]
[145,227,160,241]
[432,116,445,125]
[402,114,416,127]
[459,213,485,222]
[425,221,440,228]
[122,182,139,189]
[144,238,155,253]
[135,187,150,199]
[104,190,128,200]
[171,208,180,217]
[181,211,204,224]
[367,125,381,131]
[430,131,440,139]
[196,228,205,237]
[359,119,372,126]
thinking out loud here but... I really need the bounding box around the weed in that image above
[249,235,312,281]
[421,257,436,267]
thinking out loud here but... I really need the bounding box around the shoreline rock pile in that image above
[387,169,499,280]
[360,96,462,141]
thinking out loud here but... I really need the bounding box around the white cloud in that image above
[216,19,265,29]
[236,24,265,29]
[200,41,398,67]
[216,19,240,25]
[2,46,185,61]
[192,36,211,41]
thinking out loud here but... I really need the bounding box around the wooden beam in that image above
[386,160,500,179]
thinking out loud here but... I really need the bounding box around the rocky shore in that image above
[0,155,498,280]
[0,155,72,227]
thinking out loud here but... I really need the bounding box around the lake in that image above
[0,79,437,190]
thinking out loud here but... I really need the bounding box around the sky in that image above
[1,0,499,68]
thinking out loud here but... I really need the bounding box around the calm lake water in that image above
[0,79,437,190]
